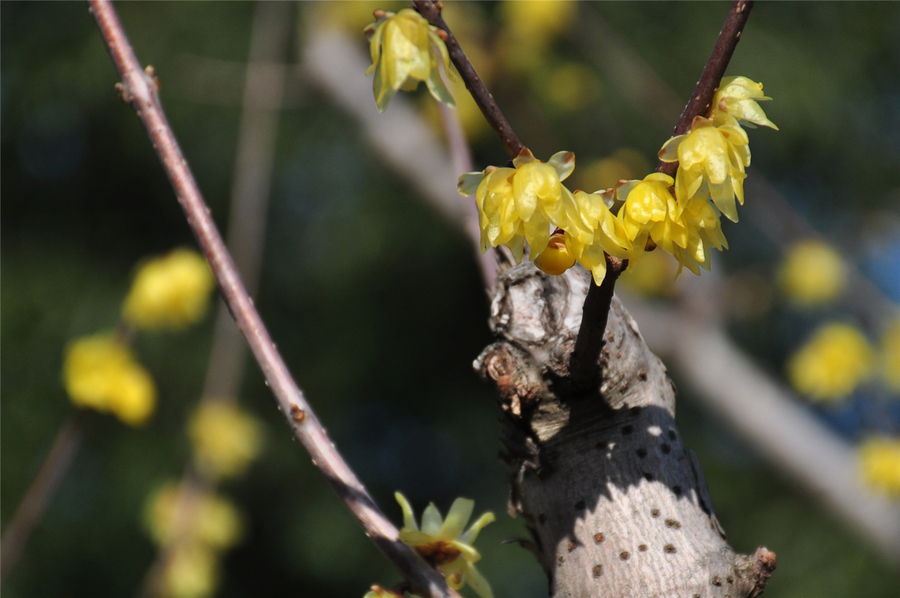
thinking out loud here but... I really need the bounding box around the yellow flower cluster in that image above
[365,8,455,112]
[459,77,775,284]
[786,322,875,401]
[189,401,264,480]
[395,492,495,598]
[122,249,215,331]
[145,481,245,598]
[859,437,900,497]
[63,333,156,426]
[778,240,846,306]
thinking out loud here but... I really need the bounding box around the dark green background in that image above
[3,2,899,597]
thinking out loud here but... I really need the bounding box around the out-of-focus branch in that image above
[624,292,900,565]
[0,411,86,587]
[413,0,523,158]
[88,2,459,596]
[570,0,754,390]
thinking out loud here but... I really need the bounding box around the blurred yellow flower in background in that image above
[778,240,846,306]
[145,482,244,550]
[122,249,215,331]
[63,333,156,426]
[365,8,455,112]
[395,492,495,598]
[162,542,219,598]
[189,401,264,480]
[498,0,577,73]
[786,322,875,401]
[859,437,900,497]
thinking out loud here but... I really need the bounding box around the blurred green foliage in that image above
[2,2,899,597]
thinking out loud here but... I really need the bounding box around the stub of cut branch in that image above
[87,2,459,597]
[476,262,775,598]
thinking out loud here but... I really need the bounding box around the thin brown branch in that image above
[570,0,754,389]
[0,410,86,587]
[657,0,754,178]
[87,2,458,597]
[413,0,523,158]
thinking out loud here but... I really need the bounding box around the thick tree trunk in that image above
[476,263,776,598]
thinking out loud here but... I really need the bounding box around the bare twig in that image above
[0,411,86,587]
[657,0,754,178]
[88,2,459,596]
[570,0,754,389]
[413,0,523,158]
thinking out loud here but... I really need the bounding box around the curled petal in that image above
[458,171,486,196]
[395,492,418,531]
[459,511,496,546]
[463,562,494,598]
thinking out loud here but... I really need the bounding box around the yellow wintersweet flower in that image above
[365,8,455,112]
[122,249,215,331]
[395,492,495,598]
[778,240,846,306]
[711,76,778,130]
[859,437,900,497]
[564,188,632,285]
[459,148,586,261]
[786,322,876,401]
[63,333,156,426]
[880,316,900,392]
[189,401,264,480]
[145,482,244,550]
[659,117,750,222]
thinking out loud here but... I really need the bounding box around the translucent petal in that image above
[464,563,494,598]
[429,29,457,81]
[366,23,385,75]
[547,151,576,182]
[459,511,496,545]
[507,234,526,263]
[710,180,738,222]
[438,498,474,540]
[425,69,456,108]
[658,135,684,162]
[458,172,485,196]
[421,503,443,536]
[395,492,418,531]
[524,215,552,257]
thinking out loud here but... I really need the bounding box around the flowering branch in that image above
[412,0,524,158]
[88,2,459,597]
[569,0,754,389]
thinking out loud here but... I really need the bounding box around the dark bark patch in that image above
[621,425,634,435]
[665,518,681,529]
[638,369,647,380]
[636,448,648,458]
[672,485,683,496]
[651,508,660,518]
[638,544,648,552]
[668,429,677,441]
[643,472,654,481]
[593,533,604,544]
[629,406,642,417]
[726,575,734,584]
[538,513,547,524]
[567,540,576,552]
[575,500,586,511]
[661,443,671,454]
[712,576,722,586]
[619,551,630,560]
[664,544,677,554]
[592,564,603,578]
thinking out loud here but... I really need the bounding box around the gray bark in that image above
[475,263,775,598]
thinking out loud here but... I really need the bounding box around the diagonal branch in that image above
[413,0,523,158]
[87,2,458,597]
[569,0,754,390]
